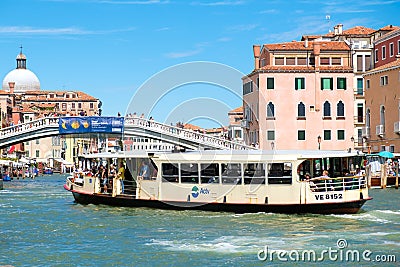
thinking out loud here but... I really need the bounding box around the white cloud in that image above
[164,48,202,58]
[191,0,245,6]
[0,26,136,35]
[95,0,170,4]
[229,24,258,31]
[259,9,278,14]
[155,27,170,31]
[0,26,88,35]
[217,37,231,42]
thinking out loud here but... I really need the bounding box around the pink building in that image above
[243,40,355,150]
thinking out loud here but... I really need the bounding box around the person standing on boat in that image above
[97,165,107,193]
[139,161,150,180]
[108,164,116,193]
[117,162,125,193]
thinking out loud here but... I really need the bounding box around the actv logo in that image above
[191,186,210,198]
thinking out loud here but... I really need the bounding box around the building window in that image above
[382,46,386,60]
[337,77,346,89]
[295,78,305,90]
[375,49,378,62]
[267,102,275,118]
[321,78,333,90]
[275,57,284,65]
[62,103,67,110]
[298,130,305,140]
[357,55,363,72]
[337,101,344,117]
[267,130,275,140]
[398,40,400,54]
[36,139,40,144]
[256,78,259,89]
[286,58,295,65]
[390,145,395,153]
[267,78,274,89]
[357,103,364,123]
[320,57,330,65]
[72,103,75,109]
[35,150,40,158]
[357,78,363,95]
[90,103,94,109]
[243,81,253,95]
[297,102,305,117]
[365,55,371,71]
[390,43,394,57]
[324,130,331,140]
[323,101,331,117]
[331,57,341,65]
[78,103,82,109]
[337,130,345,140]
[366,79,370,89]
[380,75,388,86]
[297,58,307,65]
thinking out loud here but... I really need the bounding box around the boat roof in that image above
[80,149,362,161]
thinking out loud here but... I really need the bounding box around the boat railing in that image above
[309,175,366,192]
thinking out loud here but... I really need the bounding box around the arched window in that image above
[323,101,331,117]
[298,102,305,117]
[366,108,371,128]
[337,101,344,117]
[267,102,274,118]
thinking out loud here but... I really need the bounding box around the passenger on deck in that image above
[108,164,116,192]
[139,161,150,180]
[117,162,125,193]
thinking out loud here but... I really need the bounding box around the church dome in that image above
[2,50,40,93]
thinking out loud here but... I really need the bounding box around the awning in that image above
[54,158,75,166]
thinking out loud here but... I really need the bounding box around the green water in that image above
[0,175,399,266]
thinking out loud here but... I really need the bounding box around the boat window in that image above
[200,163,219,184]
[298,160,311,180]
[244,163,265,184]
[221,163,241,184]
[267,163,292,184]
[180,163,199,183]
[161,163,179,183]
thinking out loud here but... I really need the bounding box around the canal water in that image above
[0,174,399,266]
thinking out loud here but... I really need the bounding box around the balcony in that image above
[241,119,250,129]
[362,127,370,138]
[394,121,400,134]
[376,125,385,137]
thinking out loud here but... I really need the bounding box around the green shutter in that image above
[295,78,305,90]
[337,78,346,89]
[267,78,274,89]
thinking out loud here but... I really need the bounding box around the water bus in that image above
[64,150,372,214]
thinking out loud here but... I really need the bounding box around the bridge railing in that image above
[0,117,59,137]
[0,116,254,150]
[124,117,254,150]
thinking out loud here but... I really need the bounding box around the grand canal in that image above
[0,174,399,266]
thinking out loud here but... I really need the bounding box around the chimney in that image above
[253,45,261,69]
[334,25,338,35]
[304,37,308,48]
[8,82,15,94]
[338,24,343,34]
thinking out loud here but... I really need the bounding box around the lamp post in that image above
[317,135,321,150]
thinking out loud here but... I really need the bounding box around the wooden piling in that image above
[381,164,387,189]
[396,162,399,189]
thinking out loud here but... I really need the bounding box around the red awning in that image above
[8,145,15,153]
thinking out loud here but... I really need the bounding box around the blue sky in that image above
[0,0,399,128]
